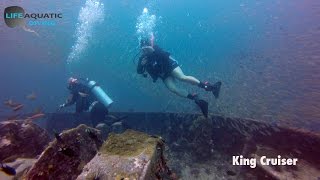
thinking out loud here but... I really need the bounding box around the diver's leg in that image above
[163,76,189,98]
[163,76,208,117]
[171,67,222,98]
[171,67,200,85]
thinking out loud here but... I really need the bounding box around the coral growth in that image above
[0,120,50,162]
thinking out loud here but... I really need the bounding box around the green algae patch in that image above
[100,129,161,157]
[77,129,173,180]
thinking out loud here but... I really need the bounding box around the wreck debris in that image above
[77,130,176,180]
[25,124,103,180]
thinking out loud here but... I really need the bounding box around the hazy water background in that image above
[0,0,319,130]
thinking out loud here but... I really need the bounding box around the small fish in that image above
[26,92,36,100]
[85,129,98,139]
[58,147,76,157]
[27,113,45,120]
[12,104,24,112]
[4,99,13,106]
[78,92,89,97]
[150,135,165,143]
[118,115,128,121]
[0,163,16,176]
[226,170,236,176]
[111,121,122,126]
[172,142,180,147]
[106,115,118,120]
[54,133,62,141]
[150,135,159,139]
[107,115,128,121]
[4,100,20,108]
[53,130,62,142]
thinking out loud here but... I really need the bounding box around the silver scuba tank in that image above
[87,80,113,108]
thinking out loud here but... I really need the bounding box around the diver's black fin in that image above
[212,81,222,98]
[195,99,208,118]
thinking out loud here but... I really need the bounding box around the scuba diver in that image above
[136,35,222,118]
[59,77,113,126]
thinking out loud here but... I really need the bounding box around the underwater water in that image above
[1,0,320,131]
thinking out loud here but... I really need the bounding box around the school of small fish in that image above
[2,92,45,122]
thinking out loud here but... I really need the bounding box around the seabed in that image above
[0,112,319,179]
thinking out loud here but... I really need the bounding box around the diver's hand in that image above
[141,58,147,65]
[58,104,65,110]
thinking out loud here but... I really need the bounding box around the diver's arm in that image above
[63,94,76,107]
[137,57,146,74]
[169,56,177,62]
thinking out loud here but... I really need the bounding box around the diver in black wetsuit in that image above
[137,37,222,118]
[59,77,113,126]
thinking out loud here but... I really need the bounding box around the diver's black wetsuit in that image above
[65,79,108,126]
[137,45,179,82]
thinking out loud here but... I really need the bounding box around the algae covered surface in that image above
[76,129,167,180]
[100,129,161,157]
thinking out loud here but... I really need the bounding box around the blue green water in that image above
[0,0,319,130]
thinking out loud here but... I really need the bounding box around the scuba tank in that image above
[87,80,113,108]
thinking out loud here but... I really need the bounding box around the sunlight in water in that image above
[67,0,104,64]
[136,7,156,45]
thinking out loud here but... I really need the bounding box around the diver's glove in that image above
[58,103,66,110]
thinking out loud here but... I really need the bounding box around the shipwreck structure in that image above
[0,112,319,179]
